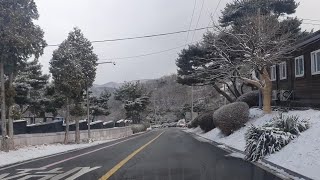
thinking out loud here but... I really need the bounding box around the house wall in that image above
[273,38,320,107]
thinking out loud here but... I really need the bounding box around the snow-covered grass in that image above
[0,138,118,167]
[186,108,320,179]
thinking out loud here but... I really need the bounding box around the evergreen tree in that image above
[90,90,111,121]
[14,59,50,121]
[114,82,150,123]
[219,0,307,38]
[50,27,98,144]
[0,0,46,151]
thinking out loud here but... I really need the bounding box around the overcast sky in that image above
[34,0,319,85]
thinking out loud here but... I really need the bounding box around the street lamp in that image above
[87,61,115,139]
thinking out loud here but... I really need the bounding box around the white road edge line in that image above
[0,130,154,171]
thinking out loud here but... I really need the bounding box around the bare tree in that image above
[203,15,296,113]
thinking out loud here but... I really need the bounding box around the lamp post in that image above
[87,61,115,139]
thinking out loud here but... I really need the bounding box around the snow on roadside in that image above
[187,108,320,179]
[266,109,320,180]
[184,126,203,134]
[199,108,276,150]
[0,138,116,167]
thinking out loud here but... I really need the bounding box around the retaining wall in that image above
[0,126,132,148]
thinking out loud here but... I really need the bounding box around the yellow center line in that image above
[99,131,165,180]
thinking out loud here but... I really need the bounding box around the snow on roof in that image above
[28,120,63,127]
[63,120,87,126]
[13,119,27,123]
[103,121,114,125]
[90,120,102,125]
[116,119,124,123]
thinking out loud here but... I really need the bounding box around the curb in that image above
[184,130,312,180]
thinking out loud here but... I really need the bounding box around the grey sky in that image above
[34,0,319,85]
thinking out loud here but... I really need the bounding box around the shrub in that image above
[245,114,309,161]
[266,114,309,135]
[236,91,259,108]
[189,115,201,128]
[245,126,295,161]
[198,111,215,132]
[213,102,249,135]
[131,124,147,134]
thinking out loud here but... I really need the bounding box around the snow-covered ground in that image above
[0,138,117,167]
[187,108,320,179]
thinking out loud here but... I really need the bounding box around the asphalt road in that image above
[0,128,283,180]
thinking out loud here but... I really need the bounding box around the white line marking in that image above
[0,131,153,171]
[50,167,82,180]
[65,166,101,180]
[42,131,155,168]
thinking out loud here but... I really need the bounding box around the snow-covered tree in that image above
[114,82,150,123]
[14,59,50,120]
[210,15,296,113]
[176,41,242,103]
[50,27,98,144]
[0,0,46,151]
[89,90,111,121]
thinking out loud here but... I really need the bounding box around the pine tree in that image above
[50,27,98,144]
[89,90,111,121]
[0,0,46,151]
[114,82,150,123]
[14,59,50,121]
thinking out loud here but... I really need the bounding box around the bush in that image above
[189,115,201,128]
[245,114,309,161]
[198,111,215,132]
[131,124,147,134]
[267,114,309,135]
[213,102,249,135]
[236,91,259,108]
[245,126,295,161]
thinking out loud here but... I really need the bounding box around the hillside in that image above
[95,74,222,123]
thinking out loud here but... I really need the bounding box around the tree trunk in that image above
[212,84,234,103]
[232,78,241,97]
[261,70,272,114]
[8,72,14,150]
[75,118,80,144]
[64,98,70,144]
[241,67,272,114]
[0,61,8,152]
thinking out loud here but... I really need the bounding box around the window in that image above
[279,62,287,80]
[311,49,320,75]
[270,65,276,81]
[295,56,304,77]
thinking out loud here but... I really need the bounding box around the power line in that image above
[207,0,222,28]
[301,18,320,23]
[47,26,212,47]
[302,22,320,26]
[98,44,187,62]
[191,0,205,42]
[185,0,197,46]
[97,40,201,63]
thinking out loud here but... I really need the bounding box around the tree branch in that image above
[212,84,234,103]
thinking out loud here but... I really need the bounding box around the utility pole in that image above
[86,86,91,139]
[191,85,194,121]
[153,96,156,124]
[257,7,263,110]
